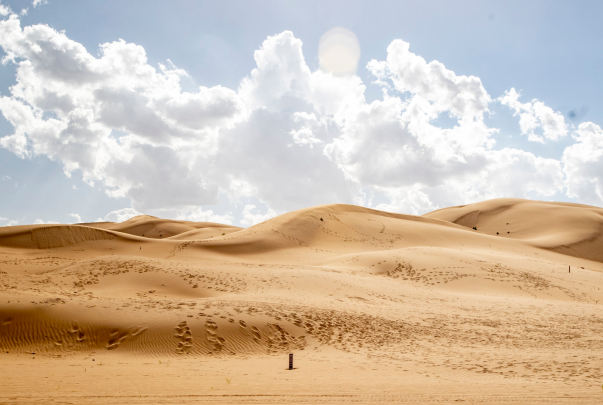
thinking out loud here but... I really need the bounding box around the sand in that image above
[1,198,603,404]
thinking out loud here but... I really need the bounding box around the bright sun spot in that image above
[318,27,360,76]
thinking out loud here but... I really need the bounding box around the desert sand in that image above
[1,198,603,404]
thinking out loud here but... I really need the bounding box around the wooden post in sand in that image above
[289,353,293,370]
[569,266,571,273]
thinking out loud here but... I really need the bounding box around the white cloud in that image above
[563,122,603,204]
[323,40,499,196]
[240,204,277,226]
[289,112,323,147]
[154,85,244,130]
[0,16,598,224]
[176,207,234,224]
[98,207,141,223]
[0,24,359,217]
[325,44,562,206]
[210,31,361,212]
[34,219,60,224]
[0,1,11,16]
[325,96,493,188]
[0,16,231,212]
[97,206,234,225]
[368,39,491,119]
[32,0,47,8]
[290,126,321,147]
[374,188,439,216]
[68,213,82,223]
[0,217,19,226]
[499,88,568,143]
[369,147,563,215]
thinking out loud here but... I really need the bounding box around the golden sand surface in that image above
[1,198,603,404]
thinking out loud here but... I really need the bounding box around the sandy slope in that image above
[1,199,603,404]
[425,198,603,261]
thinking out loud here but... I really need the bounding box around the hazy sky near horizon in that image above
[1,0,603,226]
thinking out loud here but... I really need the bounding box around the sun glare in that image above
[318,27,361,76]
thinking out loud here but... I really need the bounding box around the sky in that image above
[1,0,602,227]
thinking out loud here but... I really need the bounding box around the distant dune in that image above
[81,215,243,239]
[425,198,603,261]
[1,199,603,403]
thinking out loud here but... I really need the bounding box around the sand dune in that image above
[0,224,119,249]
[1,199,603,403]
[425,198,603,261]
[81,215,243,239]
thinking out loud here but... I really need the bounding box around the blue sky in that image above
[1,0,602,226]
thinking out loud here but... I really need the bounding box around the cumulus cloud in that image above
[97,205,234,224]
[240,204,278,226]
[98,207,141,223]
[211,31,362,212]
[0,2,11,16]
[68,213,82,223]
[0,16,600,225]
[563,122,603,204]
[155,85,244,130]
[0,16,230,212]
[368,40,491,119]
[499,88,568,143]
[325,39,499,194]
[0,217,19,226]
[33,218,60,224]
[369,147,563,215]
[325,41,563,210]
[374,188,439,216]
[175,207,234,224]
[289,112,323,147]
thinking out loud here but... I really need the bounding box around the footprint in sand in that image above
[238,319,250,337]
[131,326,147,337]
[251,326,261,341]
[175,321,193,354]
[264,323,307,353]
[205,320,225,352]
[70,325,85,343]
[104,326,146,350]
[107,329,128,350]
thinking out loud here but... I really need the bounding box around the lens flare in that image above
[318,27,360,76]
